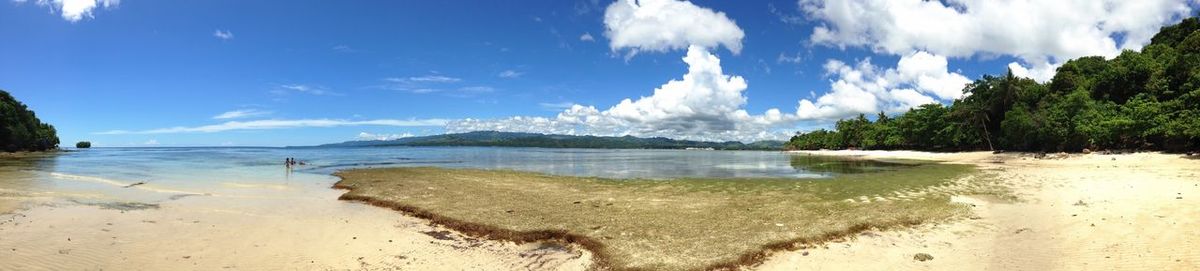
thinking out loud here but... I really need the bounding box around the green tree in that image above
[0,90,59,152]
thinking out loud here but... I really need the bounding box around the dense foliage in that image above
[321,131,785,150]
[0,90,59,152]
[76,141,91,148]
[788,18,1200,152]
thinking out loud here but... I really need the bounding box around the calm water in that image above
[0,147,914,203]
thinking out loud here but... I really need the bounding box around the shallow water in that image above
[1,147,915,210]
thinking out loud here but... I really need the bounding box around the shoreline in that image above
[2,149,1195,270]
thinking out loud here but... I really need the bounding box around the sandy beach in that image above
[1,150,1196,270]
[756,151,1200,270]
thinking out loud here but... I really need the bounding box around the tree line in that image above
[0,90,59,152]
[788,18,1200,152]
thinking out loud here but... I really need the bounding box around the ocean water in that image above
[0,147,915,204]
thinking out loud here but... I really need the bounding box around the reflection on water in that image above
[789,154,919,174]
[0,146,917,207]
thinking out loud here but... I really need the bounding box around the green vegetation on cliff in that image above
[789,18,1200,152]
[0,90,59,152]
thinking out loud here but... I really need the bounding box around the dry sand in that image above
[755,151,1200,271]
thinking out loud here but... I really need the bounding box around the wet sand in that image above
[757,151,1200,270]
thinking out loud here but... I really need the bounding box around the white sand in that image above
[0,177,591,270]
[757,151,1200,270]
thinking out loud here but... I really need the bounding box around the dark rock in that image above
[913,253,934,262]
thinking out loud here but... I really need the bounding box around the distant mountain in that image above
[316,131,784,150]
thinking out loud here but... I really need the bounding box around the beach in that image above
[0,148,1196,270]
[0,148,593,270]
[756,151,1200,270]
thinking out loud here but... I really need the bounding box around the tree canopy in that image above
[788,17,1200,152]
[0,90,59,152]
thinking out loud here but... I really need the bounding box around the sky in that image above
[2,0,1197,147]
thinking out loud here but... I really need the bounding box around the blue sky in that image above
[2,0,1196,146]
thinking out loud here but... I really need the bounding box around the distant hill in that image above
[317,131,784,150]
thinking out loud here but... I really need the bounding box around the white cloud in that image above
[580,32,595,42]
[447,46,792,142]
[498,70,524,78]
[95,119,450,135]
[212,109,272,120]
[777,52,804,64]
[143,139,159,146]
[1007,62,1061,83]
[272,84,336,96]
[796,51,968,120]
[799,0,1195,81]
[213,29,234,40]
[356,132,415,141]
[25,0,119,22]
[398,75,461,83]
[894,51,971,100]
[604,0,745,56]
[378,76,493,97]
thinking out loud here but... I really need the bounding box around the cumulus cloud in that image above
[212,109,271,120]
[445,0,797,142]
[23,0,119,22]
[799,0,1196,81]
[356,132,415,141]
[580,32,595,42]
[95,118,450,135]
[603,0,745,56]
[213,29,234,40]
[447,46,791,142]
[796,51,968,120]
